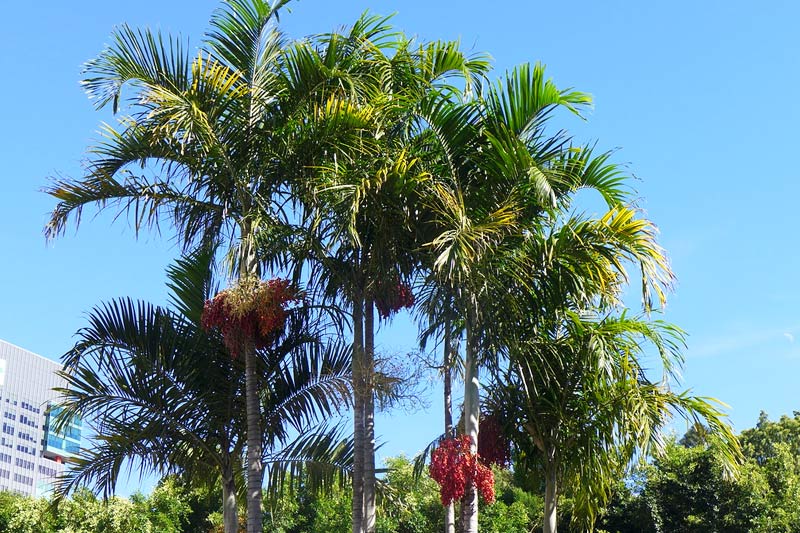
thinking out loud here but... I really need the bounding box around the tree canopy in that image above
[43,1,740,532]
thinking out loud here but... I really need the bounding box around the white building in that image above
[0,339,81,496]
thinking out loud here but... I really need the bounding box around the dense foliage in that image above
[597,412,800,533]
[263,456,543,533]
[14,413,800,533]
[0,479,190,533]
[43,0,738,531]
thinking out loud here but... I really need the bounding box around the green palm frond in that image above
[414,95,482,181]
[262,340,352,443]
[144,53,248,155]
[263,425,354,497]
[425,182,520,283]
[82,24,191,113]
[55,257,356,505]
[206,0,288,81]
[552,145,629,208]
[417,40,491,96]
[44,164,226,244]
[484,62,592,139]
[165,245,218,324]
[53,295,240,493]
[345,11,398,51]
[506,207,673,312]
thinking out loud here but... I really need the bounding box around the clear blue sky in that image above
[3,0,800,494]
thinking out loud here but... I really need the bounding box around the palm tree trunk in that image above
[221,468,239,533]
[244,337,263,533]
[363,297,377,533]
[352,290,365,533]
[444,316,455,533]
[240,224,263,533]
[543,454,558,533]
[461,306,479,533]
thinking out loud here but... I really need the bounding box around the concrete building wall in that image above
[0,339,76,496]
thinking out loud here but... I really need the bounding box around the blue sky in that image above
[3,0,800,494]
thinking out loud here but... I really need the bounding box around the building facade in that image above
[0,339,81,496]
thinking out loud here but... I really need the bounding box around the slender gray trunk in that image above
[444,317,455,533]
[352,291,365,533]
[445,490,456,533]
[222,469,239,533]
[363,297,376,533]
[543,453,558,533]
[240,226,263,533]
[461,307,479,533]
[244,337,263,533]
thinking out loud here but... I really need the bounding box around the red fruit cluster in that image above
[201,278,298,358]
[477,415,511,468]
[429,435,495,506]
[375,281,414,319]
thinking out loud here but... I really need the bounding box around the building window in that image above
[15,445,35,457]
[18,415,36,429]
[38,465,58,478]
[20,402,40,415]
[14,458,33,471]
[13,473,33,486]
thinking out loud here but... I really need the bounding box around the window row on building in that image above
[16,444,36,456]
[13,473,33,486]
[20,401,41,415]
[38,464,57,478]
[15,458,34,471]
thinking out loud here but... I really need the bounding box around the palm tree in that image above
[54,250,353,533]
[462,203,740,533]
[44,2,375,531]
[414,62,647,532]
[304,22,490,533]
[488,310,740,533]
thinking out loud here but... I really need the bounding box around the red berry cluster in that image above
[477,415,511,468]
[201,278,299,358]
[375,281,415,319]
[429,435,495,506]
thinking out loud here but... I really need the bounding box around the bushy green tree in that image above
[478,469,542,533]
[308,485,351,533]
[257,454,545,533]
[598,413,800,533]
[0,490,21,531]
[0,481,190,533]
[6,495,56,533]
[642,440,765,533]
[376,456,442,533]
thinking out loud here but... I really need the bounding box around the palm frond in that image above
[82,25,190,113]
[484,62,592,139]
[262,340,352,443]
[206,0,288,81]
[165,245,219,324]
[263,424,354,498]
